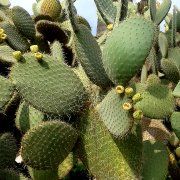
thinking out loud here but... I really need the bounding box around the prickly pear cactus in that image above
[0,0,179,179]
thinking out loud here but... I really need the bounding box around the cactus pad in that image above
[40,0,61,19]
[12,6,36,40]
[76,109,142,180]
[170,112,180,139]
[103,17,156,85]
[134,84,174,119]
[74,24,112,88]
[10,53,87,115]
[0,76,14,111]
[21,121,78,170]
[15,101,44,133]
[173,81,180,97]
[142,140,169,180]
[0,22,30,52]
[0,133,18,168]
[98,89,133,137]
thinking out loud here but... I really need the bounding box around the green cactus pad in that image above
[103,17,156,85]
[0,76,14,111]
[0,169,27,180]
[74,24,112,88]
[168,47,180,71]
[146,74,161,86]
[40,0,61,19]
[12,6,36,40]
[149,0,156,21]
[58,153,73,179]
[173,81,180,97]
[21,121,78,170]
[36,20,68,44]
[170,112,180,139]
[97,89,133,138]
[134,84,174,119]
[76,109,142,180]
[50,41,64,62]
[0,45,16,64]
[158,32,168,58]
[94,0,116,24]
[77,16,91,30]
[161,58,180,83]
[10,53,87,115]
[28,167,58,180]
[0,22,30,52]
[155,0,172,25]
[142,140,169,180]
[15,101,44,133]
[0,133,18,168]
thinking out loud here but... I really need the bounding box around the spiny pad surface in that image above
[10,53,87,115]
[76,109,142,180]
[98,89,133,137]
[21,121,78,170]
[103,17,156,85]
[134,84,174,119]
[0,76,14,111]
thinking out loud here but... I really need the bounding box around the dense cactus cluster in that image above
[0,0,180,179]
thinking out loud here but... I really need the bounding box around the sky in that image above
[10,0,180,35]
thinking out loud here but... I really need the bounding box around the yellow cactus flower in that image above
[107,24,113,31]
[125,87,134,97]
[0,33,7,40]
[0,28,4,35]
[132,93,142,102]
[13,51,22,61]
[30,45,39,53]
[34,52,43,61]
[115,85,125,94]
[122,102,132,111]
[133,110,143,120]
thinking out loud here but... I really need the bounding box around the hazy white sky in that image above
[10,0,179,35]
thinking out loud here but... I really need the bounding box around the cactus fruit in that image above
[21,121,78,169]
[10,53,87,115]
[102,17,156,85]
[40,0,61,20]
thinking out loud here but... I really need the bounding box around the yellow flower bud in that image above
[115,85,124,94]
[34,52,43,61]
[107,24,113,31]
[125,87,134,97]
[122,102,132,111]
[30,45,39,53]
[0,28,4,35]
[0,33,7,40]
[132,93,142,102]
[133,110,143,120]
[13,51,22,61]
